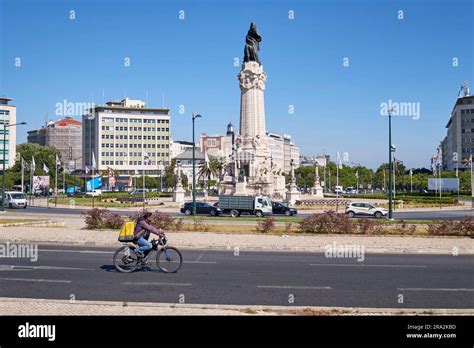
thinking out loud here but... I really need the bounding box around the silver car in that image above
[345,202,388,218]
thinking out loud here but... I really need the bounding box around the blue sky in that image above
[1,0,472,169]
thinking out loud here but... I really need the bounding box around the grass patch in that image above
[50,198,163,208]
[0,219,38,224]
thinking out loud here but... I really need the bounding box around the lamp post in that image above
[192,113,202,216]
[1,121,27,211]
[388,108,394,220]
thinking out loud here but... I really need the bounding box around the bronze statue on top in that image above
[244,22,262,64]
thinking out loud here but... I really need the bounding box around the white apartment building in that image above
[0,97,17,169]
[82,98,171,176]
[170,140,195,159]
[266,132,300,174]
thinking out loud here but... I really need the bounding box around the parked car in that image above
[345,202,388,218]
[180,201,222,216]
[67,190,84,197]
[85,190,102,197]
[272,202,297,216]
[3,191,27,209]
[130,189,149,195]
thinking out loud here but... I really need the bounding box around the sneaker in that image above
[135,250,144,258]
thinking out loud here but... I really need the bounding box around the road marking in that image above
[10,265,95,271]
[195,250,206,262]
[184,261,217,264]
[39,249,113,254]
[123,282,192,287]
[310,264,427,268]
[258,285,331,290]
[398,288,474,292]
[0,277,71,283]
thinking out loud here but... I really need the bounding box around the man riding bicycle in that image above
[133,212,165,258]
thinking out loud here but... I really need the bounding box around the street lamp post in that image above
[1,122,27,212]
[388,110,394,220]
[192,113,202,216]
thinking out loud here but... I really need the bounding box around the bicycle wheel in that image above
[113,245,139,273]
[156,247,183,273]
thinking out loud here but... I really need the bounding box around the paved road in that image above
[13,205,474,220]
[0,245,472,308]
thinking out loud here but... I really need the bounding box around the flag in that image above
[336,152,342,169]
[21,157,25,171]
[355,170,359,178]
[143,151,150,165]
[55,154,60,168]
[409,169,413,176]
[85,166,89,174]
[92,152,97,169]
[205,151,210,163]
[31,156,36,172]
[134,169,139,175]
[43,163,49,174]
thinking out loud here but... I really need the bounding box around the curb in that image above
[0,297,472,315]
[0,220,66,228]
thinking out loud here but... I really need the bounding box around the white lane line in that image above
[310,264,427,268]
[195,250,206,262]
[258,285,331,290]
[0,277,71,283]
[398,288,474,292]
[184,261,217,264]
[11,265,96,271]
[123,282,192,287]
[39,249,113,254]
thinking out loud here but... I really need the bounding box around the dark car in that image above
[180,201,223,216]
[272,202,297,216]
[66,190,84,197]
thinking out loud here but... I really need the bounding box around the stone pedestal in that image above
[312,185,324,198]
[173,187,185,203]
[286,186,300,205]
[235,182,247,195]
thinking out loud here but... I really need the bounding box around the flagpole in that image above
[55,158,58,207]
[21,158,24,193]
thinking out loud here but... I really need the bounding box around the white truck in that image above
[218,195,272,217]
[3,191,27,209]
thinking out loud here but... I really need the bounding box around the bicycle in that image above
[113,237,183,273]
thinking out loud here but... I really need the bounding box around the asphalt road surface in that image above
[15,205,474,220]
[0,245,472,309]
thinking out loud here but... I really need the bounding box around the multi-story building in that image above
[170,140,195,159]
[266,132,300,174]
[440,91,474,171]
[82,98,171,176]
[174,148,205,189]
[27,117,82,169]
[0,97,17,169]
[200,126,234,161]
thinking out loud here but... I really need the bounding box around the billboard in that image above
[86,176,102,192]
[33,176,50,190]
[428,178,459,191]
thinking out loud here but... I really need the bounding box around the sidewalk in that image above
[0,297,471,316]
[0,217,472,254]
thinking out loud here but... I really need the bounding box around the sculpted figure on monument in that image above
[252,134,263,149]
[244,22,261,64]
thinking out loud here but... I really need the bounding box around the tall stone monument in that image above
[220,22,286,198]
[286,159,300,204]
[312,165,324,198]
[173,160,186,203]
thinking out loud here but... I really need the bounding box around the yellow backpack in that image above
[118,221,135,242]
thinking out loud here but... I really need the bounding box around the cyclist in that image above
[133,212,165,258]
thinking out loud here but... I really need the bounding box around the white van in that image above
[4,191,27,209]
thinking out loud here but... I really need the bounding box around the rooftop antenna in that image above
[458,80,470,98]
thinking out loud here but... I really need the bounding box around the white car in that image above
[345,202,388,218]
[85,190,102,197]
[3,191,27,209]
